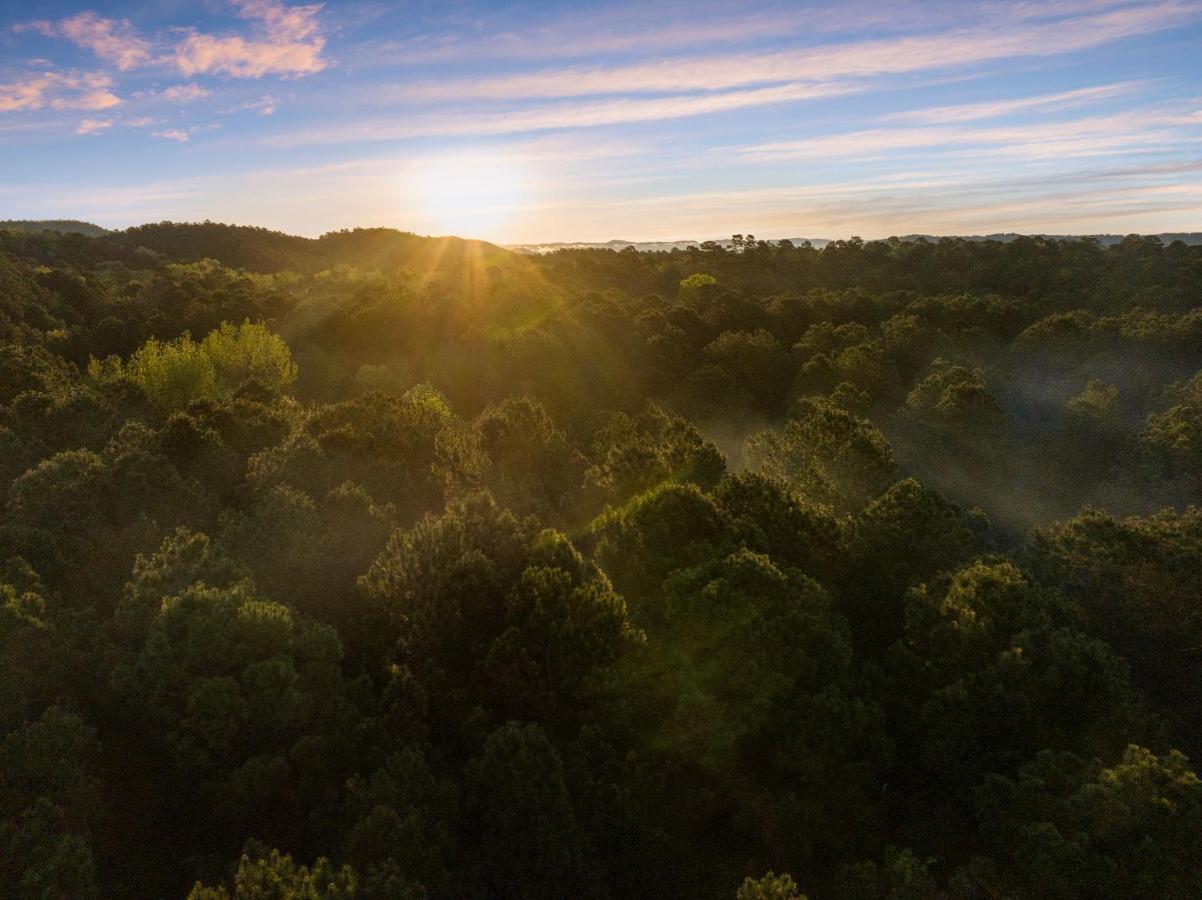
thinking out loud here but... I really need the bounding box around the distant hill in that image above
[509,232,1202,253]
[0,221,534,280]
[0,219,110,237]
[110,222,521,275]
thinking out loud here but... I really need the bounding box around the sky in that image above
[0,0,1200,243]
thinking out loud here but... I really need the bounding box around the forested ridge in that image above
[3,222,1202,898]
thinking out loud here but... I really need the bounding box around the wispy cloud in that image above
[159,84,210,103]
[400,1,1199,101]
[152,128,190,142]
[268,80,857,145]
[360,0,1146,68]
[883,82,1148,123]
[172,0,328,78]
[365,1,911,65]
[739,110,1201,161]
[241,94,279,115]
[75,117,113,135]
[0,71,121,113]
[220,94,280,115]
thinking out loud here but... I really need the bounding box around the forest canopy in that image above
[2,222,1202,898]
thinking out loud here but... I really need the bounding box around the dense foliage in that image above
[2,222,1202,898]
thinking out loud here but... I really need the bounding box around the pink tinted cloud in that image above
[0,71,121,113]
[173,0,327,78]
[59,12,152,70]
[20,13,151,71]
[76,117,113,134]
[160,84,210,103]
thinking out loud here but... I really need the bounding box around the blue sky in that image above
[1,0,1199,242]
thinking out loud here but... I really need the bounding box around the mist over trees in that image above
[2,222,1202,898]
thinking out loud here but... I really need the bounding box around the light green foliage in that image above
[736,871,806,900]
[200,321,298,395]
[108,321,296,410]
[126,334,220,409]
[188,847,357,899]
[679,272,717,300]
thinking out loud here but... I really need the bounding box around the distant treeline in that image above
[510,230,1202,254]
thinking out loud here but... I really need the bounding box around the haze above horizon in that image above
[1,0,1200,243]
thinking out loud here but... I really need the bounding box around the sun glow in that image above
[403,152,534,240]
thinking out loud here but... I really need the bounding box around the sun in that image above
[402,152,533,240]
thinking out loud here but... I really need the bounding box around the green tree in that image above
[736,871,806,900]
[744,398,897,514]
[103,321,296,411]
[977,745,1202,899]
[360,494,638,735]
[112,582,349,839]
[0,707,103,900]
[679,272,717,301]
[464,721,592,897]
[188,847,357,899]
[1027,507,1202,752]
